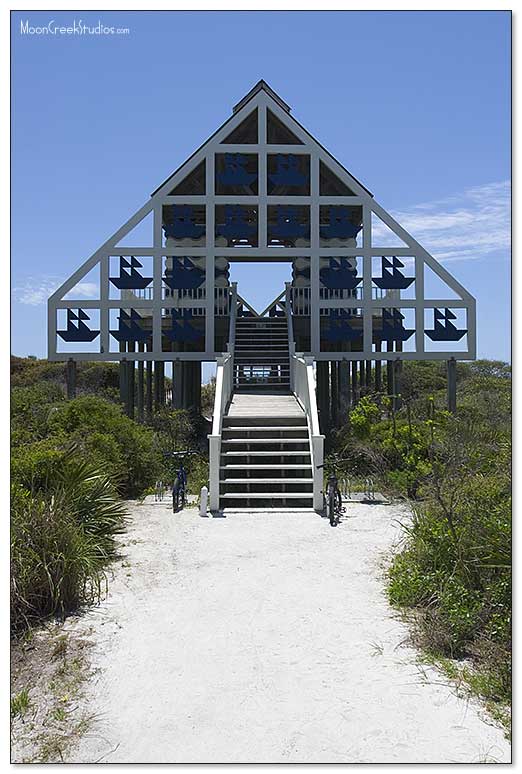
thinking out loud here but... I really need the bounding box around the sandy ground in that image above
[53,498,510,764]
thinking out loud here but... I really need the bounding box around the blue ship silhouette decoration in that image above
[320,207,362,240]
[376,309,415,343]
[216,206,257,241]
[269,155,308,188]
[58,309,99,342]
[110,309,149,344]
[163,205,205,240]
[373,257,414,290]
[164,309,203,343]
[217,154,257,187]
[270,206,309,240]
[320,258,362,290]
[110,256,152,290]
[163,258,205,291]
[324,310,360,343]
[425,308,467,342]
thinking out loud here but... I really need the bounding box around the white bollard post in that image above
[199,485,209,517]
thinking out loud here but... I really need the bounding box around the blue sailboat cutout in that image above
[320,258,362,290]
[376,309,415,343]
[163,258,205,291]
[269,155,308,187]
[216,206,257,241]
[163,205,205,240]
[217,154,257,187]
[270,206,308,239]
[110,256,152,290]
[320,207,362,240]
[425,308,467,341]
[373,257,414,290]
[58,309,100,342]
[324,309,360,343]
[164,309,203,343]
[110,309,149,343]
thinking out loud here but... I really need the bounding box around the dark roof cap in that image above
[233,80,291,114]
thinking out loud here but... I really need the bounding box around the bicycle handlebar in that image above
[164,449,199,458]
[316,457,352,470]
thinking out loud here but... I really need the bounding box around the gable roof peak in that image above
[232,80,291,115]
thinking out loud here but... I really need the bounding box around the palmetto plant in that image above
[11,449,127,633]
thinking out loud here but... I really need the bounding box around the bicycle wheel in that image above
[328,491,336,526]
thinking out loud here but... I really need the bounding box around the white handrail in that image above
[209,352,233,512]
[227,283,238,354]
[290,354,324,511]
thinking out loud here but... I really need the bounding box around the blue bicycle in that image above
[165,450,197,513]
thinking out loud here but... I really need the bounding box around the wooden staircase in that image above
[233,315,290,392]
[219,392,314,510]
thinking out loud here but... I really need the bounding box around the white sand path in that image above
[66,498,510,764]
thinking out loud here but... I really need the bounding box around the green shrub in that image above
[11,454,126,633]
[332,361,511,708]
[47,396,160,498]
[11,384,65,446]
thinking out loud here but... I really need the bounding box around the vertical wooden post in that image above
[181,362,191,410]
[330,361,338,427]
[153,362,160,411]
[127,359,135,419]
[172,361,183,409]
[351,360,358,404]
[66,358,77,399]
[339,360,351,416]
[447,357,457,413]
[393,358,402,412]
[119,342,127,406]
[386,342,394,399]
[159,361,166,406]
[146,354,153,419]
[137,344,144,422]
[365,359,372,392]
[359,360,366,396]
[375,341,382,392]
[120,356,128,409]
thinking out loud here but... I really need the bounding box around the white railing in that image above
[285,282,296,388]
[208,352,234,512]
[290,354,325,512]
[227,283,238,353]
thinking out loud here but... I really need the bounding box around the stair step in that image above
[234,362,289,366]
[222,425,307,432]
[220,492,314,500]
[235,348,289,351]
[222,451,311,456]
[220,464,313,470]
[221,508,316,513]
[235,384,290,389]
[220,478,312,484]
[222,438,308,445]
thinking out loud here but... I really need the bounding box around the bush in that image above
[332,361,511,709]
[46,396,160,498]
[11,384,65,446]
[11,453,127,633]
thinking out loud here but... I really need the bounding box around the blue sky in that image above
[11,10,511,366]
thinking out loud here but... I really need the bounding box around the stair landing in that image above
[227,391,304,419]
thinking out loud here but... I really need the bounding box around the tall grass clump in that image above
[11,449,126,634]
